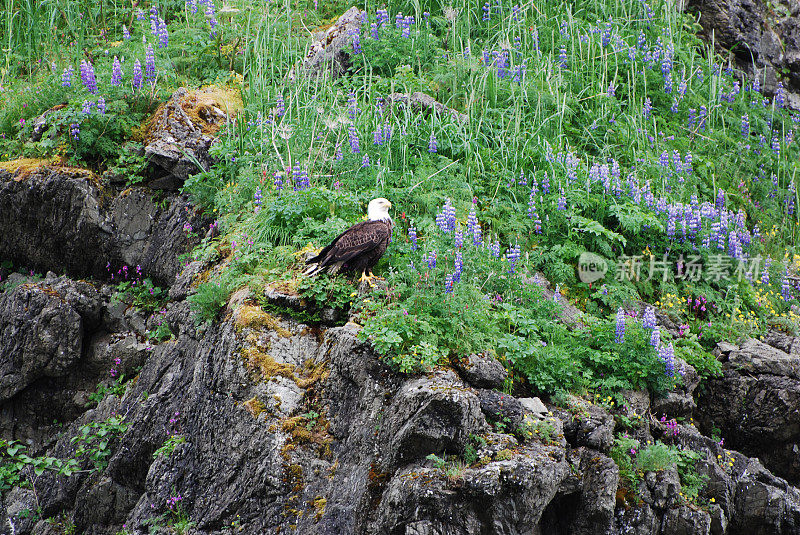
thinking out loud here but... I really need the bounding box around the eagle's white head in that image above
[367,198,392,222]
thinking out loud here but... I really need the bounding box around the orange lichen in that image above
[234,305,291,337]
[242,347,296,381]
[243,396,267,418]
[295,359,329,389]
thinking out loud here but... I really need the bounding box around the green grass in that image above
[3,0,800,409]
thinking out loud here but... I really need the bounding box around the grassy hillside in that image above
[1,0,799,402]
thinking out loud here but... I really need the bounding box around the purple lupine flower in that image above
[660,342,675,376]
[436,199,456,232]
[373,127,383,146]
[187,0,198,14]
[122,24,131,40]
[350,29,362,54]
[445,273,454,293]
[254,187,263,213]
[145,44,156,82]
[376,9,389,27]
[558,47,567,69]
[408,225,418,250]
[80,60,98,94]
[557,188,566,210]
[482,2,491,21]
[428,132,437,153]
[512,63,526,84]
[274,173,284,193]
[401,15,413,38]
[715,188,725,210]
[601,17,613,48]
[348,125,360,153]
[643,97,652,119]
[776,82,786,108]
[370,22,378,40]
[69,122,80,140]
[455,226,464,249]
[362,154,370,167]
[698,105,707,131]
[453,250,463,282]
[157,18,169,48]
[506,243,521,274]
[136,8,145,20]
[275,93,285,117]
[347,91,358,120]
[61,66,74,87]
[650,326,660,348]
[82,100,93,115]
[132,59,143,89]
[607,82,616,98]
[615,308,625,343]
[427,251,437,270]
[334,143,343,160]
[111,56,123,86]
[642,306,657,329]
[97,97,106,115]
[490,238,500,258]
[728,231,741,259]
[206,0,218,33]
[542,172,550,194]
[787,181,796,216]
[741,114,749,137]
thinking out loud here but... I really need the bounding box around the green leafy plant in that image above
[71,416,130,471]
[85,375,128,407]
[188,281,230,324]
[153,435,187,460]
[113,278,167,315]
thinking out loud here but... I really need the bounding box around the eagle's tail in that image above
[303,263,323,277]
[303,261,344,277]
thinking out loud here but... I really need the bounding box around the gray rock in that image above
[685,0,800,110]
[453,352,507,389]
[383,370,485,467]
[299,7,364,79]
[552,401,615,453]
[0,167,202,285]
[477,388,524,430]
[519,396,548,418]
[697,335,800,484]
[386,92,469,124]
[144,88,237,190]
[0,283,84,400]
[661,506,712,535]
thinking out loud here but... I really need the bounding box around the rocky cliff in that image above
[2,167,800,535]
[685,0,800,109]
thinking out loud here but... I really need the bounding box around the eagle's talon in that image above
[358,272,378,287]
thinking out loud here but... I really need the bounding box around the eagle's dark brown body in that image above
[305,219,393,275]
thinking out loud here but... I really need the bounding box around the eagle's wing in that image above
[307,221,388,267]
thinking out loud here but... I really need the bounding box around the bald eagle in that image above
[304,198,393,284]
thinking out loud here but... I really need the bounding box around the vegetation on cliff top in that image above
[1,0,799,402]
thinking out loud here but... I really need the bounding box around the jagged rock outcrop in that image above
[299,7,365,79]
[4,263,800,534]
[386,92,470,124]
[4,172,800,534]
[697,336,800,486]
[143,87,242,190]
[0,166,202,285]
[685,0,800,109]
